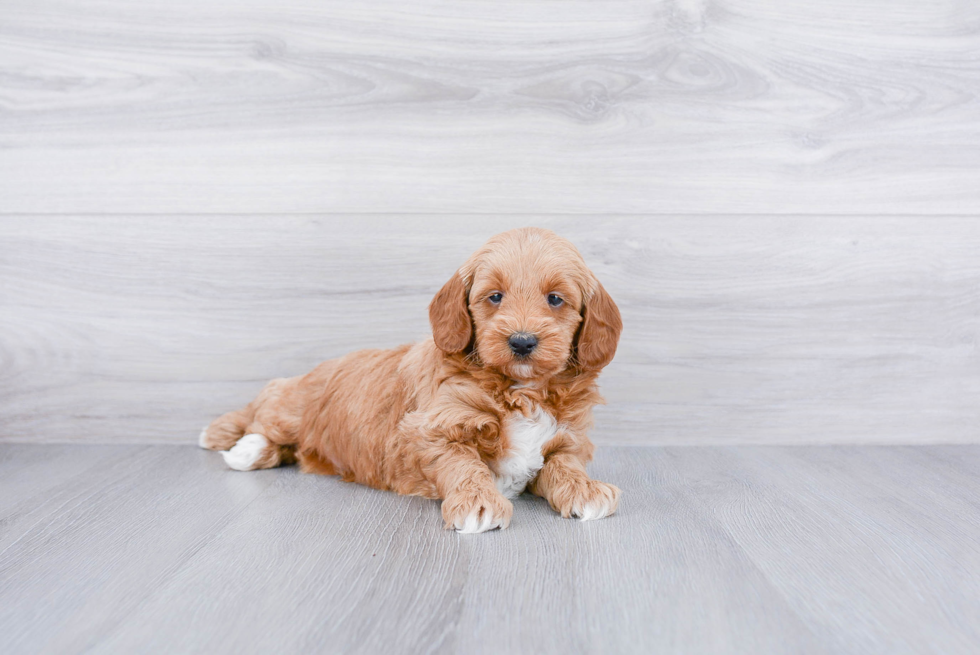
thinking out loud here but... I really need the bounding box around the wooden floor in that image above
[2,444,979,654]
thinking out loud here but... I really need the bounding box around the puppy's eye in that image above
[488,292,503,304]
[547,294,564,307]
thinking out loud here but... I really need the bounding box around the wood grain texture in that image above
[1,444,978,654]
[2,216,979,446]
[1,0,979,214]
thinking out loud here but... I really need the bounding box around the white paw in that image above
[198,426,210,449]
[222,433,268,471]
[575,500,615,521]
[455,508,506,534]
[566,480,620,522]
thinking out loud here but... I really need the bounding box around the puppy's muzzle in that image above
[508,333,538,357]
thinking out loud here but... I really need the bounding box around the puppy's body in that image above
[201,228,622,533]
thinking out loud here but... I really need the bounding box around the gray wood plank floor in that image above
[3,216,979,447]
[1,444,978,654]
[2,0,980,214]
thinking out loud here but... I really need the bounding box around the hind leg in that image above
[199,408,252,451]
[201,377,303,471]
[221,430,296,471]
[224,414,298,470]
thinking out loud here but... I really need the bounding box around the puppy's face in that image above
[466,238,586,380]
[430,228,622,380]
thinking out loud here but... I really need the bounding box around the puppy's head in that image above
[429,228,621,381]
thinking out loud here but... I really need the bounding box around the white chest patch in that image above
[493,407,559,499]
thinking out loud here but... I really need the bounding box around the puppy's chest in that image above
[492,406,559,499]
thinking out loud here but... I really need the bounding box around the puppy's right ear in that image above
[429,271,473,353]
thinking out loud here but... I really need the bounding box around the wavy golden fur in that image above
[200,227,623,533]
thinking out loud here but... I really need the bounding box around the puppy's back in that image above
[296,343,419,486]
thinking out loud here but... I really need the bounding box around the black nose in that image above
[508,333,538,357]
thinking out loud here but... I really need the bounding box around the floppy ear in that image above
[429,271,473,353]
[576,280,622,370]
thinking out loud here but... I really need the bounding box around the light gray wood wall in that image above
[1,0,978,445]
[2,217,978,445]
[2,0,980,214]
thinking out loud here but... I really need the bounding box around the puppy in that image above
[199,227,622,533]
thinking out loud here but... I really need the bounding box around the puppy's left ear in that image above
[429,271,473,353]
[576,280,622,370]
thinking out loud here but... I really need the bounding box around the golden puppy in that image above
[199,227,622,533]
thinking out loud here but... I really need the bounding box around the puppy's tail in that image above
[198,407,253,451]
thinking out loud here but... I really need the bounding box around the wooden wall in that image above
[1,0,978,444]
[3,0,980,215]
[2,217,977,445]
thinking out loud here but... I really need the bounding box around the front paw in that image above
[551,479,621,521]
[442,487,513,534]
